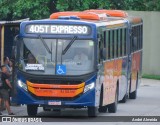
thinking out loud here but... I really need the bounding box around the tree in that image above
[56,0,111,11]
[56,0,160,11]
[0,0,56,20]
[0,0,160,21]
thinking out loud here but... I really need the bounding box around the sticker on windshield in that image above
[25,64,45,71]
[56,65,66,75]
[89,41,94,46]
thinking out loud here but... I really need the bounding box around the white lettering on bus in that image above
[28,24,89,34]
[29,25,49,33]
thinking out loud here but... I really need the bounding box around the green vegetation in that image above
[142,74,160,80]
[0,0,54,20]
[0,0,160,20]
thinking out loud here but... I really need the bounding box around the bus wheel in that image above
[129,89,137,99]
[88,106,98,117]
[108,87,118,113]
[129,75,138,99]
[27,105,38,116]
[99,106,107,113]
[119,93,128,103]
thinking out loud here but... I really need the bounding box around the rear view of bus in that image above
[15,10,143,117]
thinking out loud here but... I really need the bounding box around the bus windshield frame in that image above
[17,37,96,76]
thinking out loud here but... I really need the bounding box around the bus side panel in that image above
[138,50,143,87]
[118,57,128,101]
[137,50,142,88]
[103,61,114,105]
[103,59,123,106]
[131,51,141,92]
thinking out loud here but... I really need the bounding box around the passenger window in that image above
[109,30,113,59]
[112,30,114,58]
[116,30,119,57]
[108,30,111,59]
[124,28,127,55]
[120,29,123,57]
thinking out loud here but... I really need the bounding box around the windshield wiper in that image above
[38,35,52,54]
[62,36,77,55]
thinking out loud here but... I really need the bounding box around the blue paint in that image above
[56,65,66,75]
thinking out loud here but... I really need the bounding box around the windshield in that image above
[18,38,95,75]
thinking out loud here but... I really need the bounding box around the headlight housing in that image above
[83,82,95,93]
[17,80,28,91]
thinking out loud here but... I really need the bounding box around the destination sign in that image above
[25,24,91,35]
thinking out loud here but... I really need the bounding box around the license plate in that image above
[48,101,61,105]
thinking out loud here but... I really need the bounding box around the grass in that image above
[142,74,160,80]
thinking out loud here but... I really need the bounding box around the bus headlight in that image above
[18,80,28,91]
[84,82,95,93]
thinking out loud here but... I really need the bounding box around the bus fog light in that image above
[18,80,28,91]
[84,82,95,93]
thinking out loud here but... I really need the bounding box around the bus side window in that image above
[118,29,120,57]
[115,29,118,58]
[122,28,125,56]
[140,25,143,49]
[103,31,107,60]
[110,30,113,59]
[108,30,111,59]
[120,29,123,57]
[132,27,135,52]
[136,26,138,51]
[103,31,106,47]
[105,31,109,59]
[137,26,139,50]
[124,28,127,56]
[112,30,114,58]
[133,26,138,51]
[116,29,119,57]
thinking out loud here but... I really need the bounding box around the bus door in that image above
[0,19,29,103]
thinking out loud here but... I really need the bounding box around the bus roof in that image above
[50,10,142,26]
[84,9,128,18]
[50,11,107,20]
[0,18,29,25]
[50,11,127,28]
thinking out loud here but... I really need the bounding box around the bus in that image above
[14,10,143,117]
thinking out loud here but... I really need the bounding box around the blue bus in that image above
[14,10,143,117]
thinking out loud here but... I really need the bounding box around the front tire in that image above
[27,105,38,116]
[88,107,98,117]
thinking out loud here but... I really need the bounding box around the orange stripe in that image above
[27,81,85,89]
[50,11,101,20]
[28,85,84,98]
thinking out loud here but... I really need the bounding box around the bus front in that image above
[16,19,98,116]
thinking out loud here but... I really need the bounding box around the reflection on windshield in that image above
[19,38,95,75]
